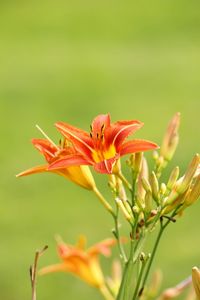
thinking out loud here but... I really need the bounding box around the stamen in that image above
[90,132,93,138]
[90,124,93,132]
[97,133,99,139]
[101,124,105,132]
[36,124,59,150]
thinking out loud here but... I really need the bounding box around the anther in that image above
[90,133,93,138]
[101,124,105,132]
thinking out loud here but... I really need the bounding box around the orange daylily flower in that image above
[16,138,96,190]
[39,236,116,289]
[48,114,158,174]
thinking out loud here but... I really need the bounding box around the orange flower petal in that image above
[48,154,92,170]
[55,122,94,159]
[119,139,158,156]
[105,120,143,149]
[32,139,58,163]
[39,263,68,275]
[91,114,111,137]
[93,156,119,174]
[16,165,47,177]
[88,238,116,257]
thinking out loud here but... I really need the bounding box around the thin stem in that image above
[116,172,132,192]
[30,245,48,300]
[93,187,115,217]
[132,259,148,300]
[140,206,180,296]
[140,221,164,296]
[116,262,129,300]
[30,251,39,300]
[123,242,135,300]
[113,207,128,263]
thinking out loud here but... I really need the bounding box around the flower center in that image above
[90,123,116,163]
[92,144,116,163]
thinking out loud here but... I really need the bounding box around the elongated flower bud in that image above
[142,177,152,193]
[192,267,200,299]
[160,113,180,162]
[177,154,200,194]
[166,155,200,206]
[160,183,167,195]
[137,157,149,201]
[184,174,200,207]
[167,166,180,190]
[145,191,152,213]
[150,171,159,202]
[115,198,132,222]
[134,152,143,173]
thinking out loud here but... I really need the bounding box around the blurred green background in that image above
[0,1,200,299]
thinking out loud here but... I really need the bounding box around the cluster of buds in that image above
[131,153,200,222]
[163,154,200,215]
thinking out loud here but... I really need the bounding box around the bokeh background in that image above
[0,1,200,299]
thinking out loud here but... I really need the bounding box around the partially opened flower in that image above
[16,137,96,190]
[39,236,116,289]
[48,114,158,174]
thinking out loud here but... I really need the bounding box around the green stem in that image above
[132,259,147,300]
[140,206,180,296]
[116,262,129,300]
[116,172,132,192]
[116,225,135,300]
[93,187,115,217]
[131,170,138,207]
[141,223,164,293]
[113,206,128,263]
[139,219,170,297]
[123,238,135,300]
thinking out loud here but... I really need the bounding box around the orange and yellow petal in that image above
[119,139,158,156]
[57,165,96,190]
[88,238,116,257]
[16,165,48,177]
[93,156,119,174]
[32,139,58,163]
[55,121,94,159]
[105,120,143,149]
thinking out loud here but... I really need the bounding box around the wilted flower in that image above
[48,114,158,174]
[39,236,116,290]
[16,138,96,190]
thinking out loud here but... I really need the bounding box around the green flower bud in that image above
[167,166,180,190]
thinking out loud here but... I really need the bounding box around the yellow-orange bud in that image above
[160,112,180,162]
[192,267,200,299]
